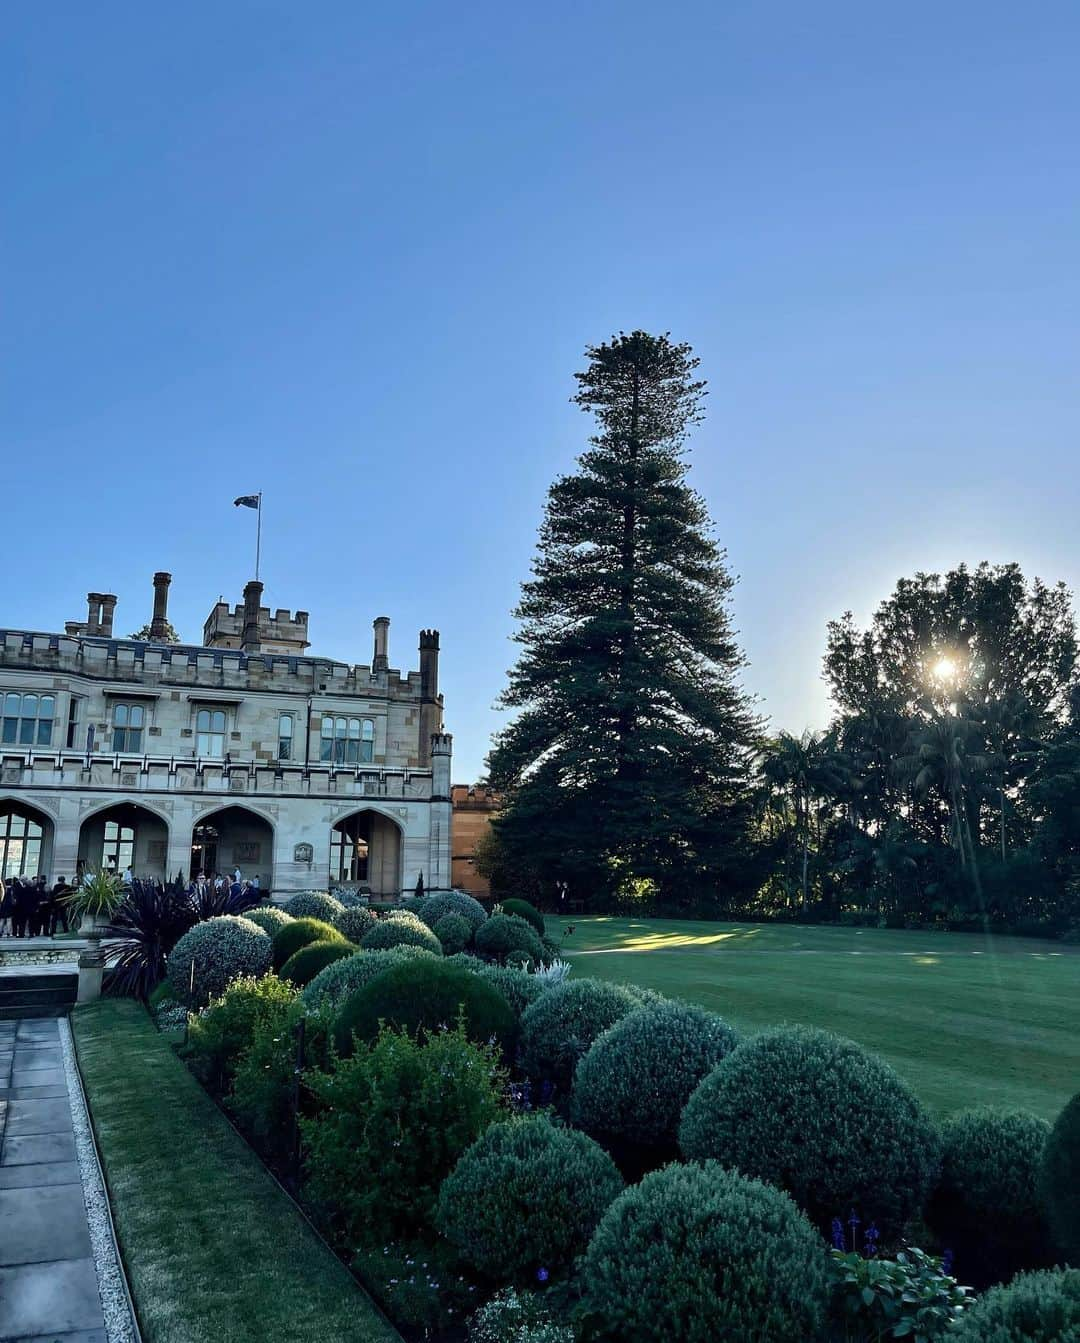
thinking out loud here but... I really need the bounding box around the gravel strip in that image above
[60,1016,141,1343]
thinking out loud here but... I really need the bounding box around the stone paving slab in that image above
[0,1258,104,1338]
[0,1183,92,1266]
[6,1331,107,1343]
[0,1084,68,1100]
[10,1070,64,1090]
[6,1099,73,1136]
[0,1159,81,1189]
[1,1132,77,1166]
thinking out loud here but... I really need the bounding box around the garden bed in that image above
[71,999,403,1343]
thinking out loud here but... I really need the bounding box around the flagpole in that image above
[255,493,262,581]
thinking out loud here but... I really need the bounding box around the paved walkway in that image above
[0,1017,107,1343]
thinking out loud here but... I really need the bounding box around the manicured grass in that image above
[550,916,1080,1119]
[73,1000,402,1343]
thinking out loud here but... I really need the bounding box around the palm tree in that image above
[762,730,844,907]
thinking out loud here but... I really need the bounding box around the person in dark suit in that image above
[26,876,48,937]
[0,878,11,936]
[49,877,71,935]
[10,879,31,938]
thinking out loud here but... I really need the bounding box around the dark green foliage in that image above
[500,898,545,936]
[949,1268,1080,1342]
[1040,1092,1080,1262]
[244,905,293,937]
[437,1114,622,1281]
[300,946,436,1013]
[469,961,547,1017]
[678,1025,940,1241]
[271,917,345,970]
[828,1246,973,1341]
[229,999,313,1158]
[474,912,544,966]
[285,891,345,923]
[104,880,197,1000]
[579,1161,829,1342]
[487,332,761,910]
[333,958,516,1057]
[333,905,377,943]
[572,1000,737,1156]
[519,978,641,1094]
[927,1107,1052,1285]
[279,940,354,988]
[149,980,177,1009]
[185,974,297,1093]
[303,1023,506,1243]
[433,913,471,954]
[353,1238,479,1337]
[167,916,273,1009]
[360,911,443,955]
[410,889,489,934]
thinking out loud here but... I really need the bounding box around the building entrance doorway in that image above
[190,824,219,879]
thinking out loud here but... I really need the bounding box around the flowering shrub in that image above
[229,998,320,1158]
[927,1106,1052,1285]
[303,1023,506,1243]
[1040,1092,1080,1263]
[279,939,354,988]
[572,1000,738,1155]
[475,913,545,967]
[167,916,272,1009]
[518,978,641,1094]
[244,905,293,937]
[272,917,346,970]
[353,1239,479,1336]
[284,891,345,923]
[360,911,443,955]
[333,905,377,943]
[434,913,472,954]
[301,945,437,1013]
[185,973,298,1092]
[437,1115,623,1281]
[579,1161,829,1342]
[949,1267,1080,1342]
[469,1288,573,1343]
[828,1244,972,1342]
[408,889,489,935]
[679,1025,940,1240]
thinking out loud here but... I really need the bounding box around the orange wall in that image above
[451,784,499,898]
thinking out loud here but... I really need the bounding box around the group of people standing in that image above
[0,875,71,938]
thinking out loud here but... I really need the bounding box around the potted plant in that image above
[65,870,125,937]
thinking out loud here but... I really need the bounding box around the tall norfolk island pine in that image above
[487,332,760,907]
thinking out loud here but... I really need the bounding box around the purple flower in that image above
[863,1223,880,1258]
[537,1267,550,1283]
[831,1218,846,1251]
[942,1249,954,1276]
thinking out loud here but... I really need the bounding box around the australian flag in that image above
[233,495,259,509]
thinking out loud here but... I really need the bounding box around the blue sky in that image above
[4,2,1079,781]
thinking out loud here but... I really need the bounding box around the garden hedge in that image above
[280,940,355,988]
[433,913,471,954]
[285,891,346,923]
[927,1106,1051,1285]
[185,973,298,1090]
[300,946,437,1013]
[333,957,516,1056]
[437,1114,623,1281]
[167,916,273,1009]
[244,905,294,937]
[470,962,547,1018]
[499,898,545,936]
[949,1268,1080,1342]
[572,1000,738,1156]
[272,917,346,971]
[333,905,377,944]
[474,912,544,967]
[579,1161,829,1342]
[409,889,488,934]
[519,978,642,1093]
[360,911,443,955]
[1040,1092,1080,1263]
[678,1025,940,1241]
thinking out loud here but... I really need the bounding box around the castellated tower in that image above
[428,732,454,890]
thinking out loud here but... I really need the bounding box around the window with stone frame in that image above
[66,695,84,749]
[319,715,375,764]
[1,693,56,747]
[111,702,145,753]
[196,708,227,758]
[278,713,293,760]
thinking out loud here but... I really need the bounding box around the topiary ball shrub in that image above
[1041,1092,1080,1264]
[579,1161,829,1343]
[679,1025,940,1242]
[471,962,547,1018]
[167,916,272,1009]
[244,905,293,938]
[301,946,437,1013]
[437,1114,623,1282]
[572,1000,738,1163]
[434,913,471,955]
[409,889,488,935]
[334,905,377,944]
[519,979,642,1095]
[927,1106,1052,1286]
[499,898,545,936]
[280,939,355,988]
[285,891,345,923]
[272,917,346,971]
[949,1267,1080,1342]
[334,889,368,908]
[360,911,443,955]
[334,958,515,1057]
[475,913,544,967]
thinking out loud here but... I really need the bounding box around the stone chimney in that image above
[85,593,103,636]
[241,580,264,654]
[419,629,440,702]
[373,616,390,674]
[150,572,172,640]
[99,595,118,638]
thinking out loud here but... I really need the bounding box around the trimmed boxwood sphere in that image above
[333,905,377,944]
[280,939,355,988]
[437,1114,623,1281]
[580,1162,829,1343]
[334,957,515,1056]
[1040,1092,1080,1263]
[471,962,546,1018]
[433,913,471,954]
[410,889,488,934]
[572,1000,738,1154]
[285,891,345,923]
[244,905,293,937]
[949,1268,1080,1342]
[679,1025,940,1241]
[300,945,437,1012]
[519,979,642,1093]
[499,898,545,936]
[927,1106,1051,1285]
[272,917,346,970]
[360,911,443,955]
[167,916,272,1009]
[475,913,544,966]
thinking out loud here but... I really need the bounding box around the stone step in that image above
[0,971,78,1019]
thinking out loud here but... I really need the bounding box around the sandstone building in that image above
[0,574,452,898]
[450,784,500,898]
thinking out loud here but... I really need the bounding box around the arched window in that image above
[278,714,293,760]
[0,808,44,877]
[196,709,226,758]
[112,702,145,752]
[320,716,376,764]
[330,814,370,882]
[2,693,55,746]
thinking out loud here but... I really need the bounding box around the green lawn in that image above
[73,1000,402,1343]
[551,916,1080,1120]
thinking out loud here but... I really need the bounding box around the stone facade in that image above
[450,784,500,898]
[0,577,452,898]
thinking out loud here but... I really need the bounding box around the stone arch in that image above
[329,807,404,900]
[0,796,55,880]
[77,800,170,881]
[189,804,275,886]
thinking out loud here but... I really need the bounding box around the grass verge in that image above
[73,999,402,1343]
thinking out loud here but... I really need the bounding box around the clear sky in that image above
[4,2,1078,781]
